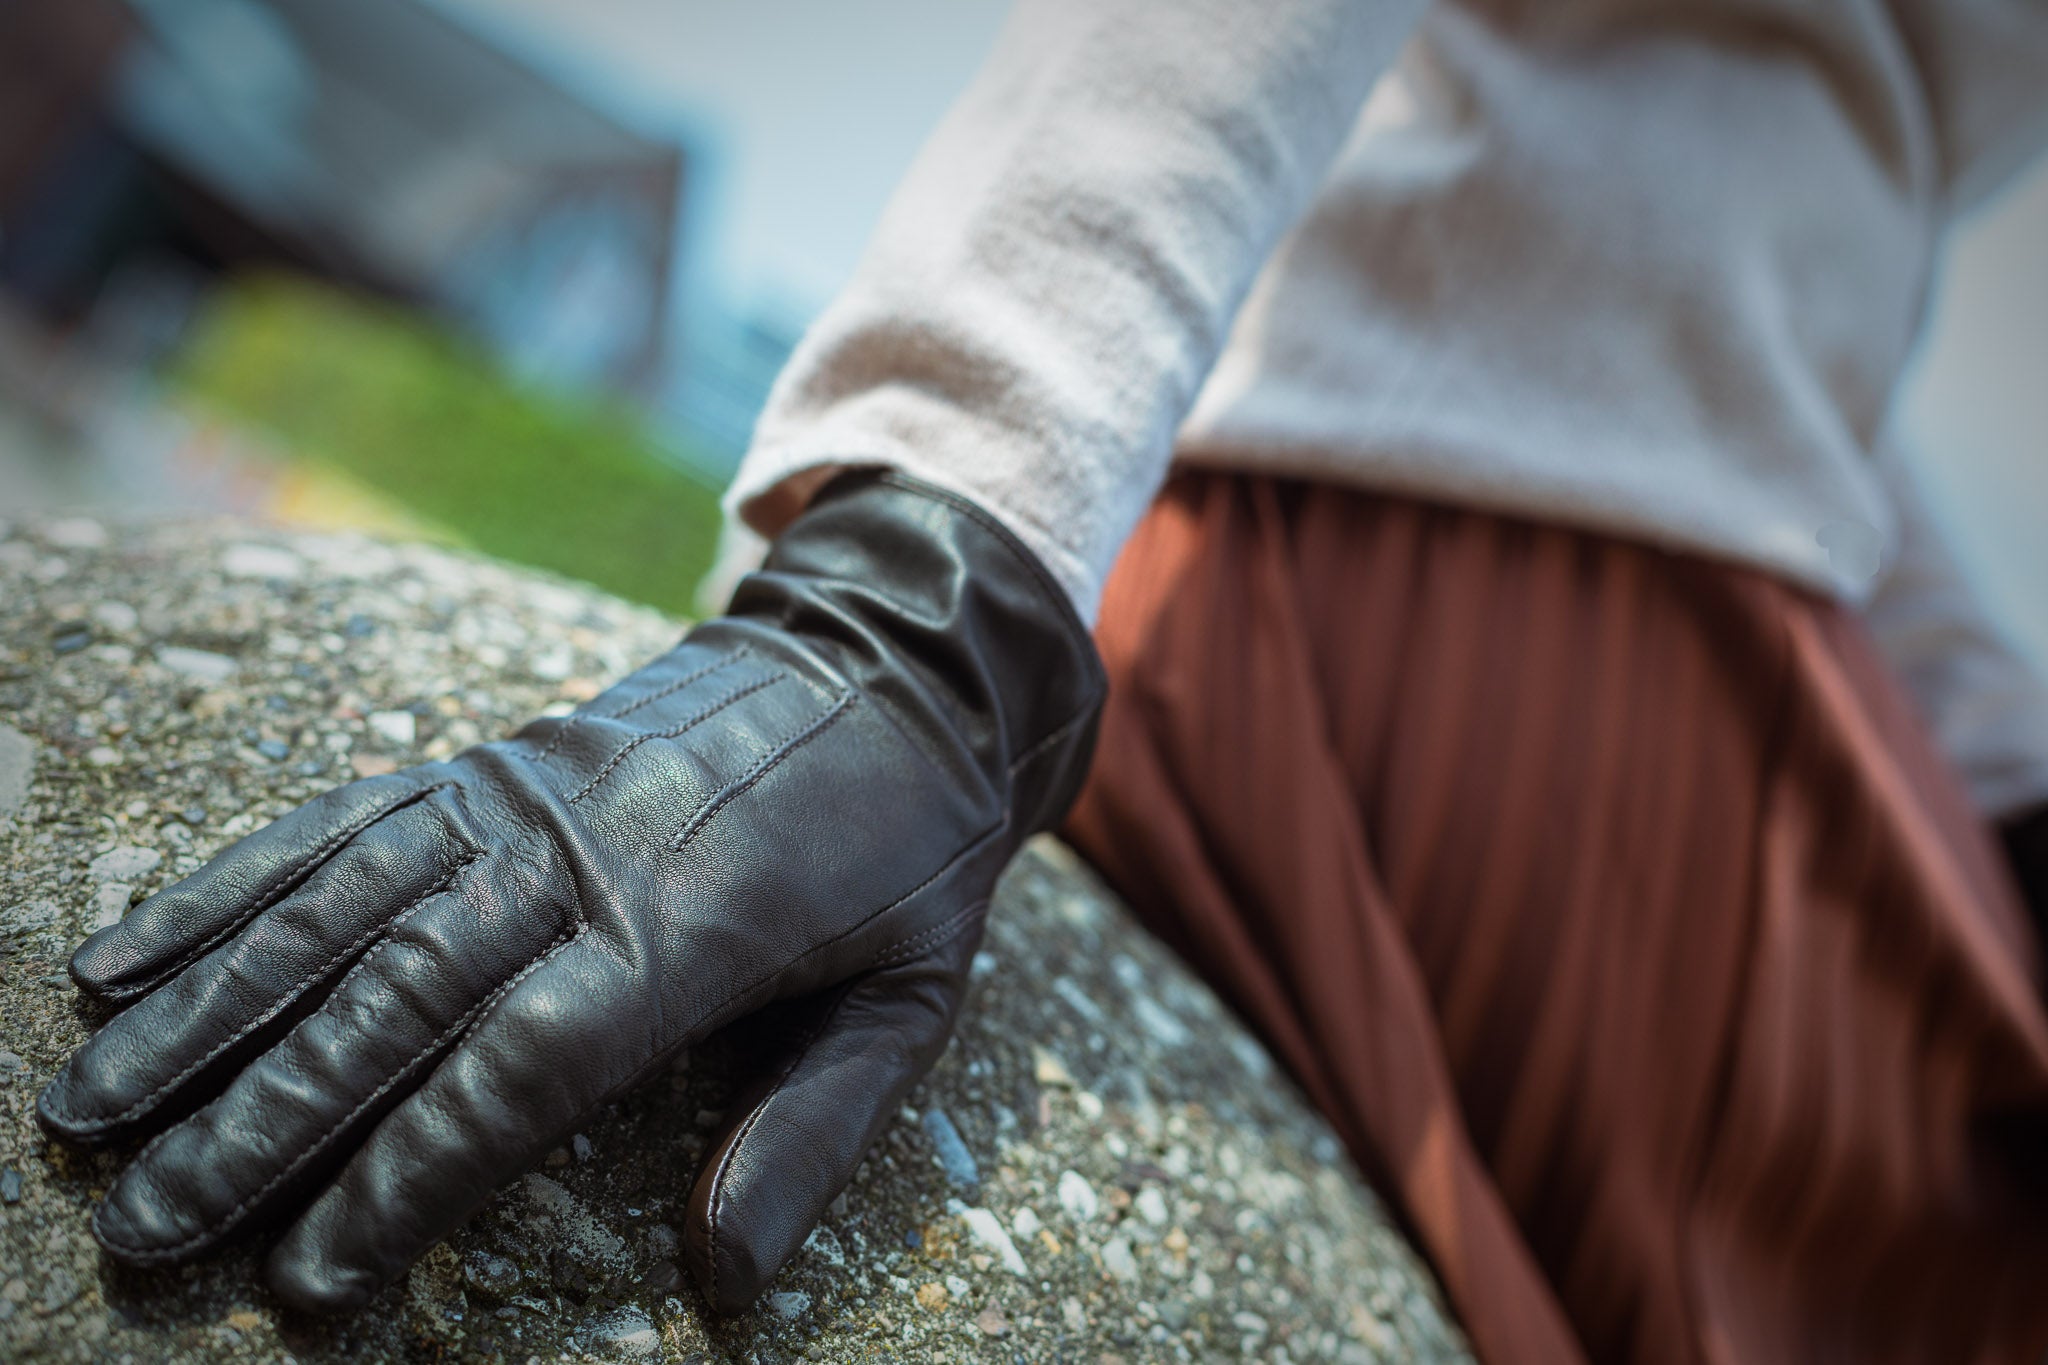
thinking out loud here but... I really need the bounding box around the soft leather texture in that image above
[36,470,1104,1314]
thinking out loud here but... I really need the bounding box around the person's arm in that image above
[731,0,1426,619]
[1860,440,2048,941]
[1888,0,2048,212]
[38,0,1425,1314]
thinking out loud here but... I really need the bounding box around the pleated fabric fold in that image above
[1064,472,2048,1365]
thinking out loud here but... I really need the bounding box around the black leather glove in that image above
[2004,802,2048,961]
[36,471,1103,1314]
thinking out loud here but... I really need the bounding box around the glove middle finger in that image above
[83,837,569,1265]
[40,795,471,1148]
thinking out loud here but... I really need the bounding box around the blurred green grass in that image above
[172,275,724,616]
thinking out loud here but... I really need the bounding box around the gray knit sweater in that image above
[726,0,2048,817]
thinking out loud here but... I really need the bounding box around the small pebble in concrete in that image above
[1051,976,1106,1024]
[958,1206,1028,1276]
[366,710,416,747]
[87,846,159,881]
[90,883,132,931]
[1101,1237,1139,1282]
[0,726,34,819]
[921,1106,979,1189]
[154,645,237,684]
[582,1305,659,1358]
[462,1251,520,1302]
[38,1269,78,1315]
[766,1290,811,1319]
[91,601,138,633]
[1033,1045,1075,1087]
[1057,1169,1099,1223]
[1132,993,1193,1048]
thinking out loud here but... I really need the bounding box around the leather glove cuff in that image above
[727,468,1107,837]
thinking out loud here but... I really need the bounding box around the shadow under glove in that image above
[37,470,1104,1314]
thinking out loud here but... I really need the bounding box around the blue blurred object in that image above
[0,0,796,473]
[920,1107,981,1191]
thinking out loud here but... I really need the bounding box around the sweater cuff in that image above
[724,439,1110,627]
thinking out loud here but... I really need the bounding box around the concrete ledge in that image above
[0,517,1473,1363]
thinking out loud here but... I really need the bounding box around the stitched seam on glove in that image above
[1005,704,1096,781]
[47,849,484,1135]
[675,818,1003,1061]
[319,688,861,1200]
[565,673,789,805]
[255,683,864,1204]
[868,900,987,970]
[95,918,590,1261]
[602,649,753,722]
[701,980,858,1309]
[532,651,748,761]
[670,692,855,850]
[101,781,454,1004]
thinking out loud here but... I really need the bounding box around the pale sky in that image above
[438,0,1011,310]
[449,0,2046,659]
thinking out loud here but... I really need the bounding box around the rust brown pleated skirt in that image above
[1061,472,2048,1365]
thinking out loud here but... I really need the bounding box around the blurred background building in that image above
[0,0,2040,649]
[3,0,686,393]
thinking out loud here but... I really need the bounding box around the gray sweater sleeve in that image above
[1862,441,2048,820]
[723,0,1423,619]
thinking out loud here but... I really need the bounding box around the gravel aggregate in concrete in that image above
[0,518,1474,1363]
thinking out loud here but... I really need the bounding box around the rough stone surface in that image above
[0,726,33,821]
[0,519,1475,1363]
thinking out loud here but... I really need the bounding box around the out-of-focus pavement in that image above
[0,306,435,541]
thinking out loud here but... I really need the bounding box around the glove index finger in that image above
[263,926,631,1312]
[69,771,442,1006]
